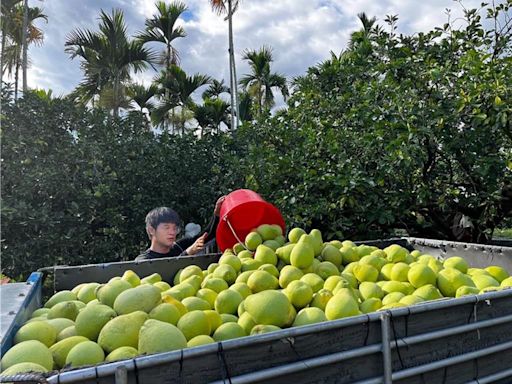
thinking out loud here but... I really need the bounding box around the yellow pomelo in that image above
[382,292,405,306]
[484,266,509,283]
[45,318,74,334]
[182,297,211,311]
[187,335,215,348]
[353,264,379,283]
[105,346,139,362]
[44,291,77,308]
[340,247,359,265]
[214,289,243,315]
[241,258,263,272]
[229,283,252,299]
[138,319,187,354]
[161,295,187,317]
[408,264,437,288]
[50,336,89,368]
[250,325,281,335]
[201,277,229,293]
[455,286,480,297]
[284,280,313,309]
[149,303,182,325]
[153,281,172,292]
[1,340,53,372]
[437,268,475,297]
[122,270,141,287]
[413,284,443,301]
[399,295,425,306]
[179,265,203,283]
[314,261,340,280]
[290,242,315,269]
[75,304,116,341]
[360,298,382,313]
[96,279,132,307]
[380,263,394,281]
[97,311,148,353]
[14,321,56,347]
[219,253,242,273]
[501,276,512,287]
[384,244,407,263]
[140,273,162,285]
[238,312,257,335]
[276,244,295,264]
[203,310,222,332]
[254,245,277,266]
[220,314,238,324]
[77,283,101,303]
[300,273,325,293]
[212,264,237,285]
[56,326,77,341]
[472,274,500,290]
[245,232,263,251]
[292,307,327,327]
[65,341,104,367]
[390,263,410,282]
[177,310,211,340]
[196,288,218,307]
[114,284,161,314]
[325,291,360,320]
[1,362,47,375]
[244,290,291,327]
[358,282,384,300]
[213,322,246,341]
[278,265,303,289]
[310,289,333,311]
[247,270,279,293]
[288,228,306,243]
[443,256,468,273]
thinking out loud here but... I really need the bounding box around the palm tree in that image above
[349,12,378,54]
[193,97,230,135]
[209,0,241,129]
[126,83,157,128]
[153,64,211,133]
[1,3,47,100]
[202,79,229,100]
[240,46,288,116]
[65,9,156,117]
[1,0,22,84]
[136,1,187,68]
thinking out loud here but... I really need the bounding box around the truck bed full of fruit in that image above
[2,237,512,384]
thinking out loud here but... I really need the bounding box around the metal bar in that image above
[209,344,383,384]
[392,313,512,349]
[464,367,512,384]
[392,340,512,381]
[380,312,393,384]
[115,365,128,384]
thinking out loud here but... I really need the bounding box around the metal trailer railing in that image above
[1,237,511,384]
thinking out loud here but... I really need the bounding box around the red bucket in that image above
[216,189,286,251]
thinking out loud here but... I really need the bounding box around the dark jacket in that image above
[135,215,219,260]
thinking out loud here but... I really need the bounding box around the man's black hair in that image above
[145,207,182,234]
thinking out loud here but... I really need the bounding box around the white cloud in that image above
[25,0,487,98]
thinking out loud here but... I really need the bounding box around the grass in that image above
[493,228,512,239]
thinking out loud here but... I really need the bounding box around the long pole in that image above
[22,0,29,94]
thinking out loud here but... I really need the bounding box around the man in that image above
[136,196,225,260]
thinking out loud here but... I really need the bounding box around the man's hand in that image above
[186,232,208,255]
[214,195,226,217]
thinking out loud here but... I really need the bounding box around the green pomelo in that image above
[250,324,281,335]
[220,314,238,323]
[182,296,211,311]
[284,280,313,309]
[65,341,105,367]
[472,274,500,290]
[150,302,185,325]
[113,284,161,315]
[353,264,379,283]
[56,326,77,341]
[219,253,242,273]
[455,286,481,297]
[238,312,257,335]
[212,264,237,285]
[49,336,89,368]
[44,291,77,308]
[140,273,162,285]
[247,270,279,293]
[484,266,509,283]
[229,283,252,299]
[0,362,47,375]
[321,244,342,267]
[244,290,291,327]
[300,273,325,293]
[399,295,425,306]
[45,318,75,334]
[97,311,148,353]
[14,321,56,347]
[105,346,139,362]
[245,232,263,251]
[292,307,327,327]
[203,310,222,332]
[122,270,141,287]
[325,292,360,320]
[138,319,187,354]
[408,264,437,288]
[360,298,382,313]
[77,283,101,303]
[213,322,246,341]
[187,335,215,347]
[47,301,79,321]
[382,292,406,306]
[290,242,314,269]
[288,228,306,243]
[276,244,295,264]
[413,284,443,301]
[75,304,116,341]
[443,256,469,273]
[390,263,410,282]
[358,282,384,300]
[278,265,304,288]
[215,289,243,315]
[310,289,333,311]
[1,340,53,372]
[177,310,211,341]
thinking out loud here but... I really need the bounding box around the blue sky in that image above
[25,0,483,99]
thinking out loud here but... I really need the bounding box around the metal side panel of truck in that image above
[1,237,511,384]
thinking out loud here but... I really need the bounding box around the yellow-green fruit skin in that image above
[97,279,132,307]
[213,322,246,341]
[97,311,148,353]
[65,341,105,367]
[1,362,48,375]
[407,264,437,288]
[177,310,211,341]
[292,307,327,327]
[290,243,315,269]
[44,291,77,308]
[149,303,182,325]
[244,290,291,327]
[113,284,161,315]
[138,319,187,354]
[75,304,116,341]
[325,292,360,320]
[105,346,139,362]
[187,335,215,347]
[49,336,89,369]
[14,321,57,347]
[1,340,53,372]
[47,301,79,321]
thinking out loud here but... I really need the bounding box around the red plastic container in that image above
[216,189,286,251]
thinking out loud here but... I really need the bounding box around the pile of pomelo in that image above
[2,224,512,376]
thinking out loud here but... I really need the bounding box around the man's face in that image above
[151,222,180,248]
